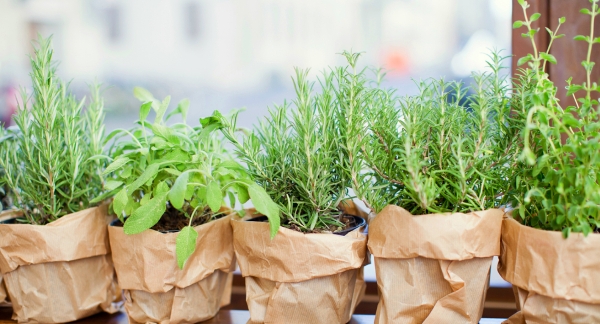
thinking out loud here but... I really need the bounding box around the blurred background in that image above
[0,0,511,129]
[0,0,514,288]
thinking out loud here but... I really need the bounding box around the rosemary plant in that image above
[0,36,106,224]
[362,52,512,214]
[99,88,275,268]
[211,52,372,235]
[506,0,600,236]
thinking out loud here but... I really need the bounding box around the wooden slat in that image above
[0,308,376,324]
[548,0,600,108]
[512,0,550,78]
[512,0,600,106]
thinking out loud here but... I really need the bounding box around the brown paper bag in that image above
[0,273,6,305]
[0,210,21,307]
[0,205,120,323]
[108,213,236,324]
[498,217,600,324]
[368,205,503,324]
[232,203,369,324]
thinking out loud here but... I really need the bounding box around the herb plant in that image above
[99,88,275,268]
[506,0,600,236]
[211,52,373,236]
[0,36,106,224]
[362,53,512,214]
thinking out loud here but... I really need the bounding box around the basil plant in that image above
[95,88,274,268]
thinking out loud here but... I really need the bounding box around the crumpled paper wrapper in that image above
[368,205,503,324]
[108,212,236,324]
[0,273,6,305]
[232,201,369,324]
[0,210,20,307]
[498,216,600,323]
[0,205,120,323]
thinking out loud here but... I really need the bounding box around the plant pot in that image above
[232,201,369,324]
[0,205,120,323]
[498,216,600,323]
[108,212,235,324]
[0,270,6,306]
[368,205,503,324]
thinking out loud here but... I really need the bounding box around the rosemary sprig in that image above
[211,52,374,232]
[363,51,512,214]
[0,36,107,224]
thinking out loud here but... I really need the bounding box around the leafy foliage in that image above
[101,88,274,268]
[362,52,512,214]
[210,52,372,233]
[0,36,106,224]
[506,0,600,237]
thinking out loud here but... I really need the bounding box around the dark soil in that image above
[284,213,360,234]
[113,204,217,233]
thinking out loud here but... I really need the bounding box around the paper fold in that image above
[368,205,503,260]
[368,205,502,324]
[0,205,119,323]
[0,206,110,274]
[233,202,369,324]
[109,213,236,324]
[499,216,600,323]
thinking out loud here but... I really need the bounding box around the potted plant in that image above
[363,54,512,323]
[0,155,13,306]
[209,53,373,324]
[0,37,120,323]
[499,1,600,322]
[102,88,274,324]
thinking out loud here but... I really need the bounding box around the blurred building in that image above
[0,0,511,125]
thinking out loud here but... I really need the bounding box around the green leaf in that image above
[104,180,123,191]
[103,157,130,175]
[517,54,532,66]
[178,98,190,122]
[169,172,189,209]
[133,87,155,104]
[582,61,596,72]
[140,193,151,206]
[127,163,160,195]
[562,113,580,127]
[154,95,171,124]
[540,52,557,64]
[580,8,592,15]
[530,13,541,22]
[206,180,222,212]
[594,37,600,44]
[139,101,152,122]
[155,181,170,196]
[558,16,566,24]
[176,226,198,269]
[228,191,236,208]
[248,183,280,238]
[113,188,129,217]
[120,166,133,179]
[236,184,250,204]
[513,20,524,29]
[574,35,588,41]
[165,98,190,121]
[123,191,168,234]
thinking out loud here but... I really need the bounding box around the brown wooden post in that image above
[512,0,600,107]
[511,0,550,78]
[548,0,600,108]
